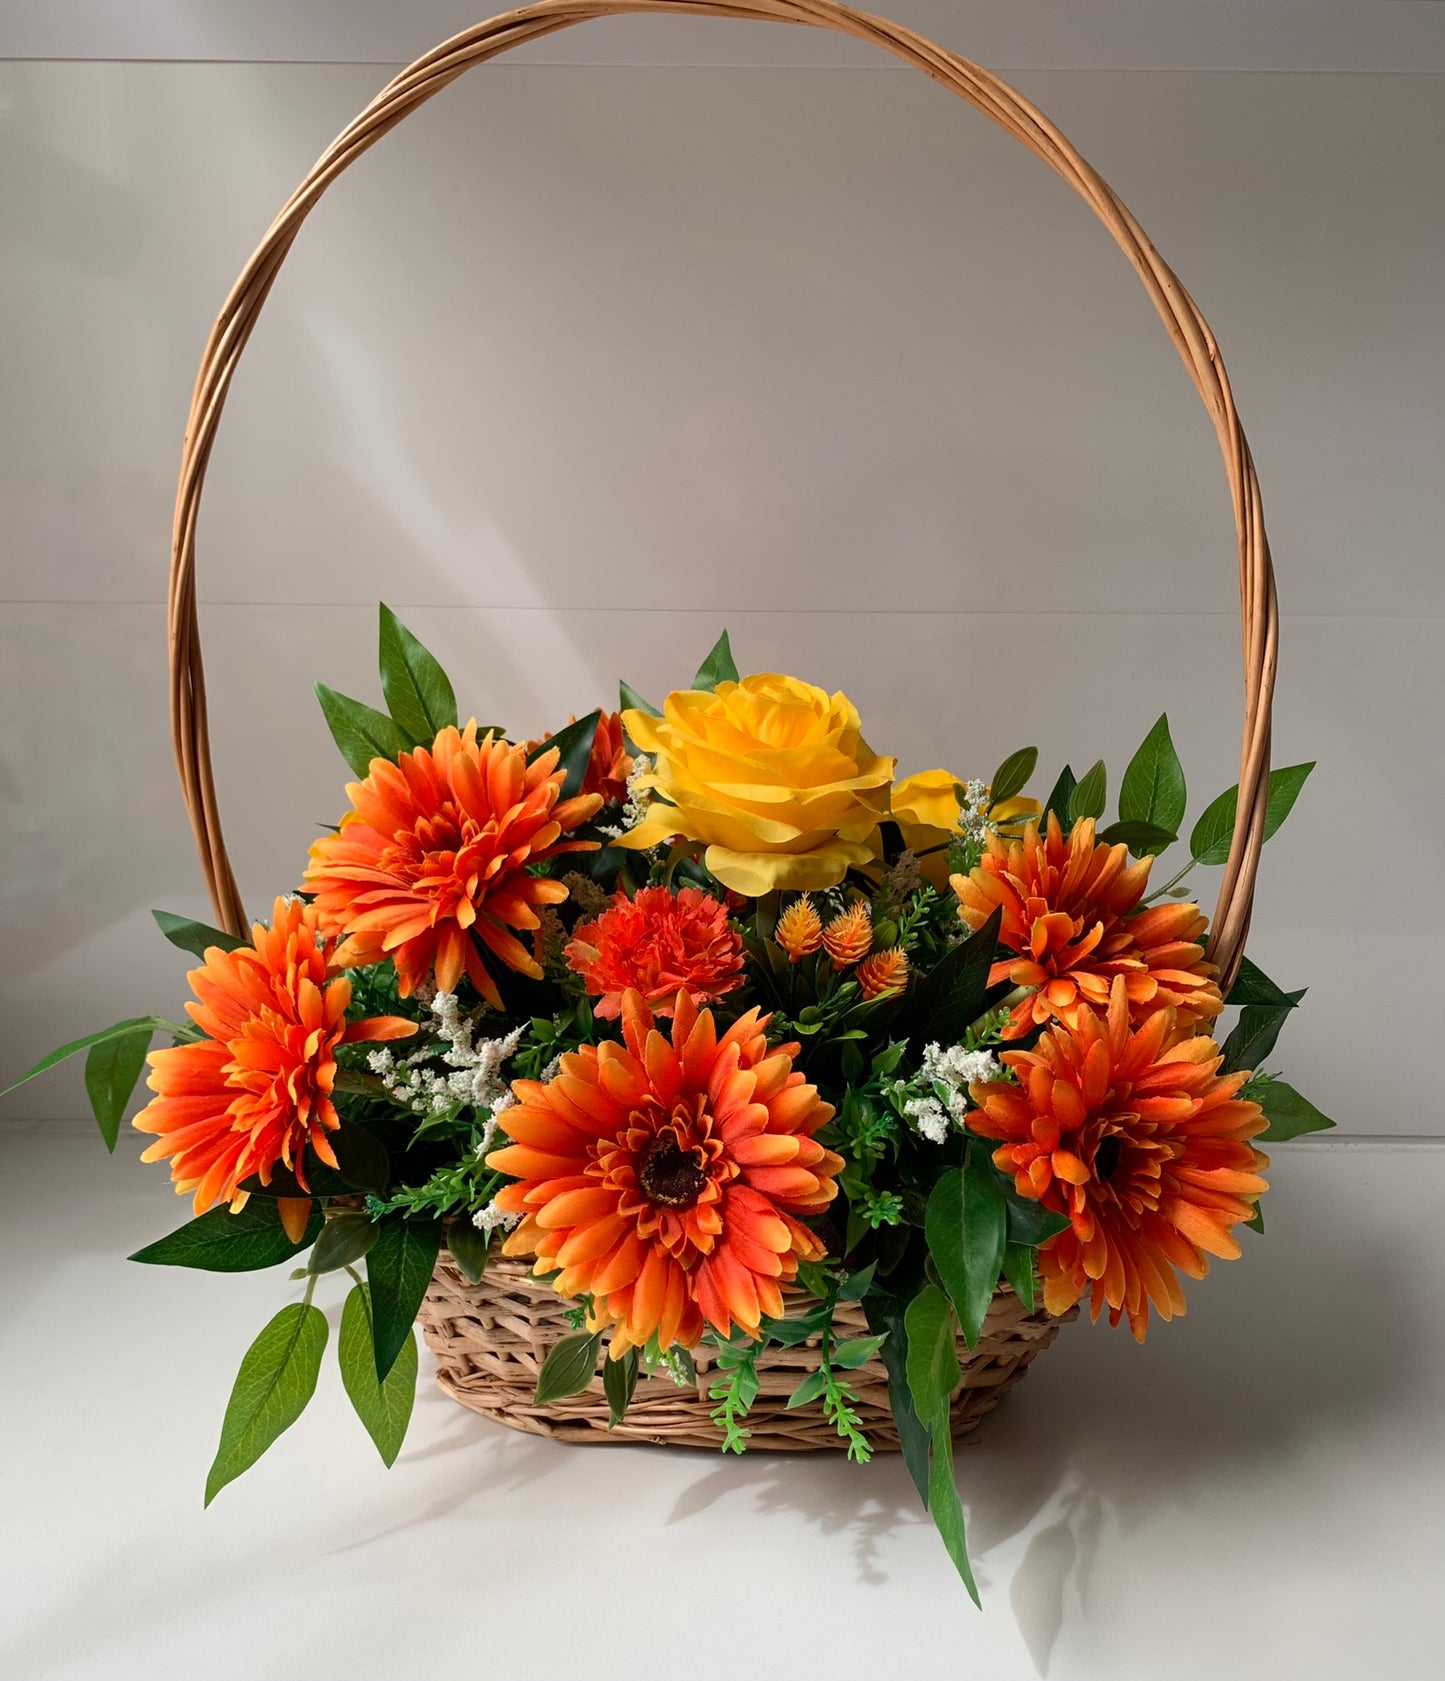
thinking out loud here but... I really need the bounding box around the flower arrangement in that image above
[9,610,1331,1598]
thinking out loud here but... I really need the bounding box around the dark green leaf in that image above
[619,680,661,718]
[1221,990,1306,1075]
[446,1220,490,1285]
[1001,1243,1036,1314]
[1118,714,1186,836]
[1251,1079,1335,1141]
[534,1330,602,1404]
[902,906,1002,1050]
[314,682,412,778]
[927,1414,981,1606]
[338,1282,416,1467]
[366,1217,442,1382]
[330,1123,390,1194]
[377,604,458,744]
[867,1293,930,1507]
[785,1369,830,1409]
[831,1334,888,1370]
[151,909,245,958]
[306,1209,378,1275]
[904,1284,960,1427]
[837,1261,877,1301]
[1003,1185,1071,1248]
[604,1346,639,1427]
[691,630,739,692]
[205,1303,327,1505]
[1068,759,1107,824]
[3,1016,166,1098]
[130,1198,321,1272]
[1190,762,1316,866]
[235,1151,350,1201]
[988,746,1038,806]
[1226,955,1299,1009]
[84,1026,153,1151]
[528,709,601,802]
[1042,765,1076,825]
[925,1146,1008,1347]
[1244,1202,1265,1235]
[1097,820,1177,856]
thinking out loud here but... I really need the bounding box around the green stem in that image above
[1139,856,1197,906]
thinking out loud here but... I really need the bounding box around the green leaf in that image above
[204,1302,327,1505]
[837,1260,878,1301]
[338,1282,417,1468]
[1003,1186,1071,1249]
[151,909,245,959]
[2,1016,167,1099]
[1244,1202,1265,1235]
[1097,820,1177,856]
[366,1217,442,1382]
[867,1293,931,1508]
[130,1198,321,1272]
[831,1334,888,1370]
[1190,762,1316,866]
[1001,1243,1036,1314]
[1221,989,1306,1075]
[1042,764,1076,824]
[904,1284,960,1427]
[534,1329,602,1404]
[1118,714,1186,837]
[927,1414,981,1606]
[1226,955,1299,1009]
[377,604,458,745]
[925,1145,1008,1348]
[604,1347,639,1428]
[306,1209,378,1275]
[528,709,601,802]
[785,1369,830,1409]
[691,630,739,692]
[84,1026,153,1151]
[902,905,1002,1050]
[330,1123,390,1194]
[1250,1079,1335,1141]
[314,683,412,778]
[619,679,661,718]
[1068,759,1107,824]
[446,1220,490,1285]
[988,746,1038,806]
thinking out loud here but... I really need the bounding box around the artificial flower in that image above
[857,947,909,1000]
[304,722,602,1006]
[952,812,1222,1040]
[133,897,415,1215]
[614,674,894,895]
[885,769,1042,887]
[822,901,873,970]
[527,711,634,807]
[486,989,842,1354]
[968,976,1268,1340]
[564,885,745,1020]
[775,894,824,962]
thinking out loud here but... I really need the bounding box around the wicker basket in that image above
[164,2,1279,1452]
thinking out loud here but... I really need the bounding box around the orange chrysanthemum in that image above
[857,947,909,1000]
[775,894,824,962]
[304,722,603,1006]
[564,886,745,1020]
[969,976,1268,1341]
[133,897,415,1215]
[951,813,1221,1040]
[822,902,873,970]
[486,990,843,1355]
[528,711,634,808]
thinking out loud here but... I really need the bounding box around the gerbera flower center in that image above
[639,1132,710,1207]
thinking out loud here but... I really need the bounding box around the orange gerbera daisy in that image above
[305,722,603,1006]
[133,897,415,1215]
[952,812,1221,1040]
[564,885,745,1019]
[486,990,843,1355]
[528,711,634,807]
[968,976,1268,1341]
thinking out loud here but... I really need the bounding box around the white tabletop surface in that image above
[1,1125,1440,1679]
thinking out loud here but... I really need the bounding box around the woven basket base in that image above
[419,1253,1071,1451]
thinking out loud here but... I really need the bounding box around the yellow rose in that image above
[887,770,1042,887]
[616,674,895,896]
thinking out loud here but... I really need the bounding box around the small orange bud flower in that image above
[775,894,824,962]
[822,902,873,970]
[857,947,909,1000]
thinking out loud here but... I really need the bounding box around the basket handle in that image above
[169,0,1277,990]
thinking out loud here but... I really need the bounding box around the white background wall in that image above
[2,3,1442,1134]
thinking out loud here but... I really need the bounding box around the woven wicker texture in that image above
[419,1252,1073,1449]
[165,0,1279,994]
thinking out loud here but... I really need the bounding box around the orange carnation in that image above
[952,813,1221,1040]
[564,885,745,1020]
[133,898,415,1215]
[304,723,603,1006]
[968,976,1268,1341]
[486,990,843,1355]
